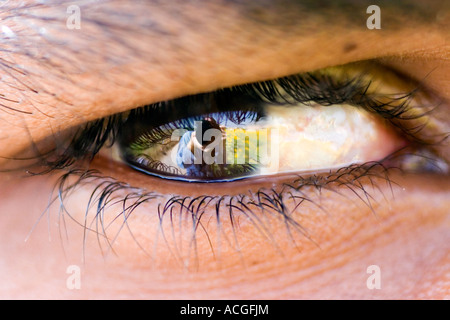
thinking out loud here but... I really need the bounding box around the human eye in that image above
[39,63,442,187]
[34,62,445,185]
[111,67,408,182]
[1,0,449,300]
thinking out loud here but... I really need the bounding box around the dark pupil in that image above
[196,118,221,146]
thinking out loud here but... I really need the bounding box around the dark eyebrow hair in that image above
[1,0,445,61]
[2,0,446,34]
[232,0,447,28]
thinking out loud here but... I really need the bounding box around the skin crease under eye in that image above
[0,1,449,299]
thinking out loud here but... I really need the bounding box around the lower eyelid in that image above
[33,141,449,270]
[92,155,278,198]
[41,157,406,266]
[90,153,371,196]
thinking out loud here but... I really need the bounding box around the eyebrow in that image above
[230,0,446,28]
[2,0,445,42]
[1,0,445,73]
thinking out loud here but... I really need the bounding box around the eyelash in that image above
[22,67,444,260]
[46,161,397,261]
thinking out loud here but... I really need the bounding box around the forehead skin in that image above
[0,0,449,160]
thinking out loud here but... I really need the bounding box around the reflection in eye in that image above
[117,96,403,182]
[33,63,442,181]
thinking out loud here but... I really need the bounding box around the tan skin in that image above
[0,1,449,299]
